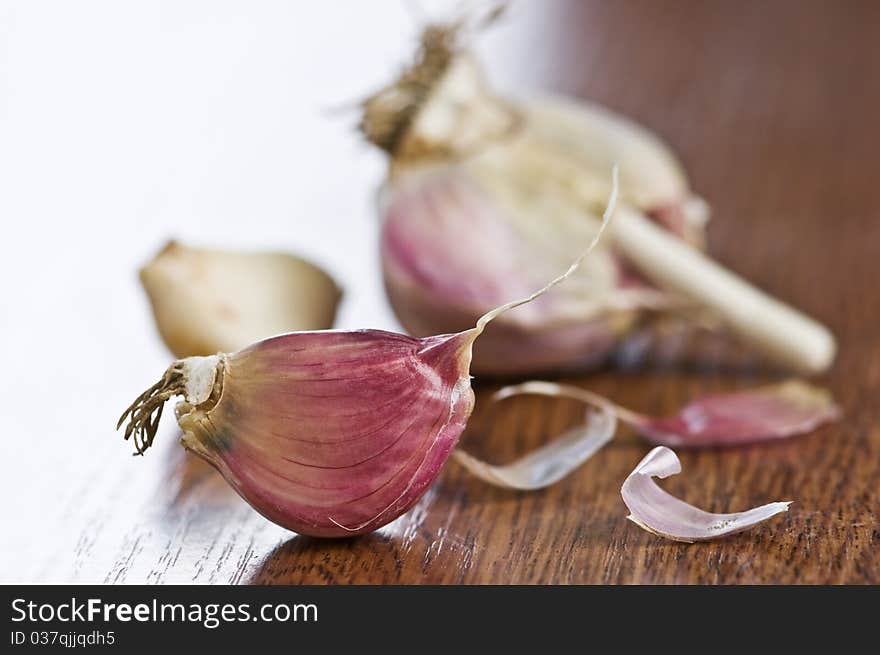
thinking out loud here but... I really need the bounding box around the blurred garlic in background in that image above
[361,21,834,376]
[140,241,341,358]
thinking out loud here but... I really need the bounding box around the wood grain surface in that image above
[5,0,878,584]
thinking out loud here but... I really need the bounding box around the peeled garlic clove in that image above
[493,380,839,448]
[140,241,341,358]
[621,446,791,542]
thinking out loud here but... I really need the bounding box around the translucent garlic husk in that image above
[622,446,791,543]
[140,241,342,358]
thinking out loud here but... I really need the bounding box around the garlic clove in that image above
[621,446,791,542]
[168,330,478,537]
[119,329,478,538]
[493,380,839,448]
[139,241,342,358]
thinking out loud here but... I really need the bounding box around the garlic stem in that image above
[181,355,222,406]
[609,206,836,374]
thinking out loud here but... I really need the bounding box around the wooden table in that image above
[3,0,877,584]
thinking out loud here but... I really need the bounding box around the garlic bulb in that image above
[362,25,834,375]
[140,241,342,358]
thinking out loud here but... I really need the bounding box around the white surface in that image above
[0,1,567,581]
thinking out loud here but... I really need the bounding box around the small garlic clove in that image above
[621,446,791,543]
[493,380,839,448]
[168,329,478,537]
[120,329,479,538]
[139,241,342,358]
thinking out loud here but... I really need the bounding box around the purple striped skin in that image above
[177,329,477,537]
[637,382,841,448]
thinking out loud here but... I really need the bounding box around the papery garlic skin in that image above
[453,407,617,490]
[492,380,839,448]
[140,241,342,359]
[174,330,476,537]
[622,446,791,543]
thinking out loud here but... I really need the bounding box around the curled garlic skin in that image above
[622,446,791,543]
[492,379,839,448]
[140,241,342,358]
[453,407,617,490]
